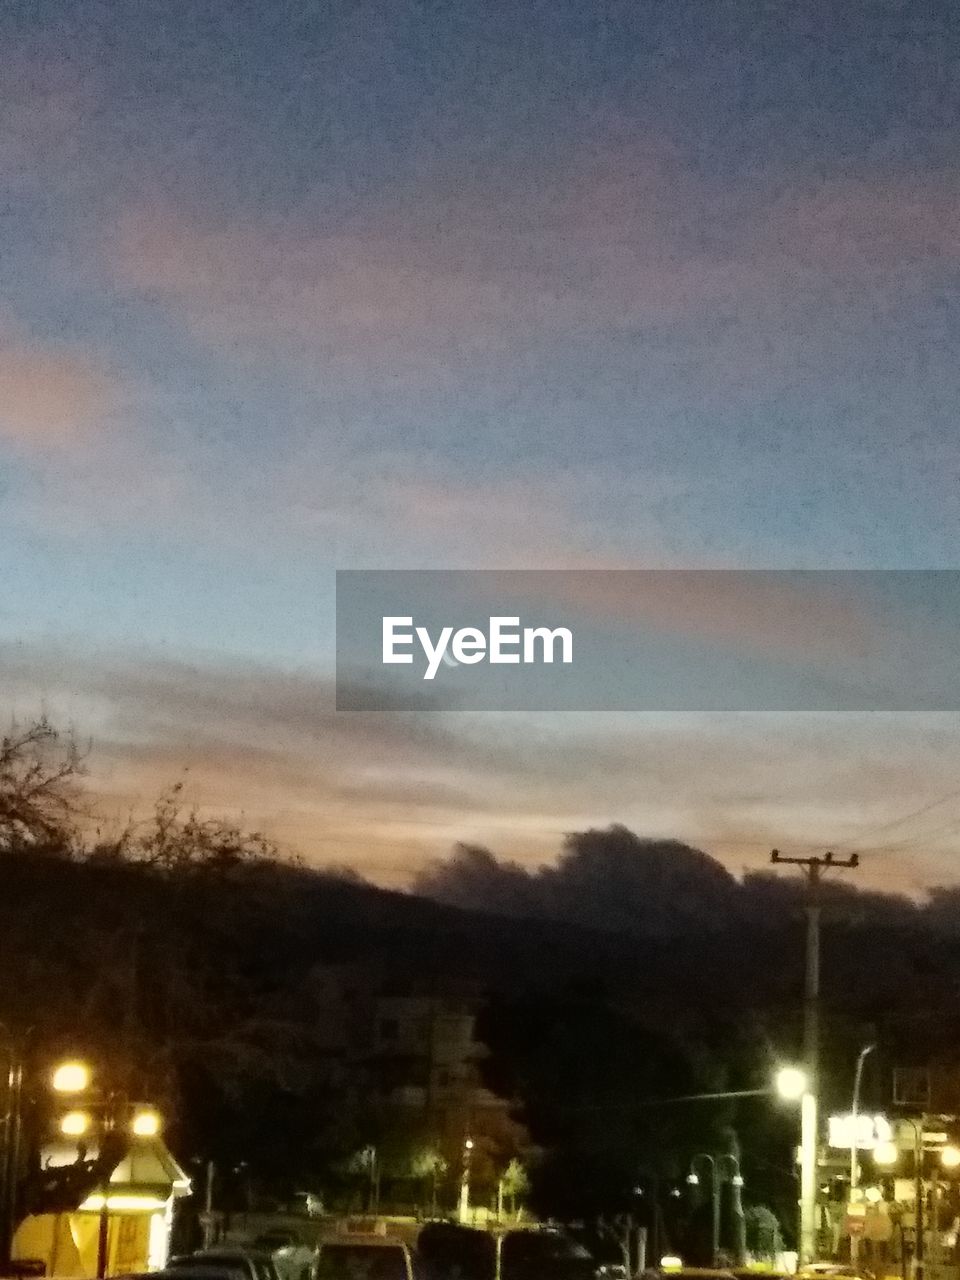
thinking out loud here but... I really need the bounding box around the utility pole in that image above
[771,849,860,1266]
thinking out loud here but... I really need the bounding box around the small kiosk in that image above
[11,1137,192,1276]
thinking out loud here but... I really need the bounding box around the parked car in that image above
[644,1271,737,1280]
[317,1235,415,1280]
[252,1230,317,1280]
[798,1268,875,1280]
[499,1228,595,1280]
[416,1221,495,1280]
[118,1270,241,1280]
[731,1272,792,1280]
[169,1249,283,1280]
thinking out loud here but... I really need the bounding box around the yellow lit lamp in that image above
[60,1110,92,1138]
[131,1107,162,1138]
[941,1145,960,1169]
[874,1142,899,1167]
[775,1066,808,1101]
[52,1061,91,1094]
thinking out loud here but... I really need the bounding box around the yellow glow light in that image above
[874,1142,899,1166]
[131,1108,162,1137]
[941,1145,960,1169]
[52,1061,91,1094]
[80,1194,168,1213]
[60,1110,91,1137]
[775,1066,808,1100]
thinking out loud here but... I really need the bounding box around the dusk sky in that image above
[3,0,960,891]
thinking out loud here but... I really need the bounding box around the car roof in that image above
[323,1233,407,1244]
[321,1237,407,1248]
[661,1271,737,1278]
[149,1271,244,1280]
[175,1251,275,1262]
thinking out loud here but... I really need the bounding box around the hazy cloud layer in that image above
[2,640,960,891]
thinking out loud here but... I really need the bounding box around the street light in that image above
[850,1044,876,1268]
[874,1142,899,1167]
[51,1061,91,1094]
[131,1108,162,1138]
[940,1145,960,1169]
[459,1136,473,1225]
[776,1066,808,1101]
[688,1155,720,1266]
[60,1110,92,1138]
[687,1152,746,1266]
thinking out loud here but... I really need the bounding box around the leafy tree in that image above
[744,1205,784,1260]
[500,1158,530,1218]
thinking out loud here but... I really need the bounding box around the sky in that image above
[2,0,960,891]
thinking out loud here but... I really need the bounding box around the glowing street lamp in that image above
[459,1137,474,1224]
[131,1108,162,1138]
[874,1142,899,1166]
[52,1061,91,1094]
[775,1066,808,1101]
[60,1110,92,1138]
[941,1145,960,1169]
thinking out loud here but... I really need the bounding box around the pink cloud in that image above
[102,143,960,419]
[108,206,586,391]
[0,338,117,450]
[760,176,960,271]
[278,450,705,569]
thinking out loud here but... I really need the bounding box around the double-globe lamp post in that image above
[51,1060,163,1280]
[0,1058,101,1268]
[687,1153,746,1267]
[684,1069,809,1272]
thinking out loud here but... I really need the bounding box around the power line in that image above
[830,784,960,854]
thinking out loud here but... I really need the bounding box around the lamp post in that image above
[0,1052,90,1270]
[850,1045,876,1266]
[719,1154,746,1267]
[459,1138,474,1225]
[929,1144,960,1273]
[52,1064,163,1280]
[1,1055,24,1271]
[688,1156,719,1266]
[889,1119,924,1280]
[688,1153,746,1267]
[92,1100,165,1278]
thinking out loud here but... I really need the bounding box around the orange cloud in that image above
[4,640,960,893]
[0,340,116,450]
